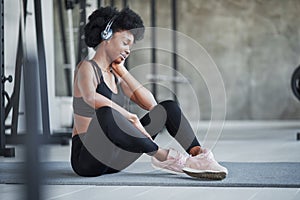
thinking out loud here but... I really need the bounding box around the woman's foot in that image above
[151,148,188,174]
[151,147,228,180]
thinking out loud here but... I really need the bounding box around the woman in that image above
[71,6,228,180]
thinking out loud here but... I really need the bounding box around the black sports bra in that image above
[73,60,126,117]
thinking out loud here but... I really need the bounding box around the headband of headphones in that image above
[101,15,118,40]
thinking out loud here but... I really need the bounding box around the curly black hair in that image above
[84,6,145,48]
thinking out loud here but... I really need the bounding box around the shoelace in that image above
[174,152,187,166]
[202,151,215,162]
[194,150,215,163]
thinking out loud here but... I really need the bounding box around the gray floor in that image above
[1,122,300,200]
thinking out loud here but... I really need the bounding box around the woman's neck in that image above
[93,50,111,72]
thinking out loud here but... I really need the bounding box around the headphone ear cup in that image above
[101,29,113,40]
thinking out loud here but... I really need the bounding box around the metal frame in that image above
[23,1,43,197]
[35,0,51,138]
[76,0,88,64]
[58,0,73,96]
[0,0,15,157]
[171,0,178,102]
[4,0,28,143]
[1,0,72,152]
[291,65,300,141]
[151,0,157,99]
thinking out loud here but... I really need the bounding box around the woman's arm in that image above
[112,61,157,110]
[77,61,154,140]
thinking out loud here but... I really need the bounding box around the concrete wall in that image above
[52,0,300,121]
[121,0,300,120]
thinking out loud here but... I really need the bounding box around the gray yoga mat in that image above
[1,162,300,188]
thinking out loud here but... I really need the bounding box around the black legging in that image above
[71,100,200,177]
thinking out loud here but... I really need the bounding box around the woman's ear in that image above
[102,39,110,47]
[104,37,112,44]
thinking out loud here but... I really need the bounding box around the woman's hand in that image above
[127,113,154,142]
[111,59,127,77]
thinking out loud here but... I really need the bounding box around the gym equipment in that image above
[149,0,181,102]
[291,65,300,101]
[24,2,43,198]
[76,0,88,64]
[57,0,72,96]
[0,0,72,157]
[291,65,300,141]
[171,0,178,101]
[151,0,157,99]
[65,0,76,96]
[0,0,16,157]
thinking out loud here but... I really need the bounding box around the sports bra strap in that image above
[89,60,103,83]
[89,59,119,84]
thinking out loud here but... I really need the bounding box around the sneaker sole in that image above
[182,167,227,180]
[151,164,184,175]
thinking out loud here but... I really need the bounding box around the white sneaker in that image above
[182,148,228,180]
[151,148,188,174]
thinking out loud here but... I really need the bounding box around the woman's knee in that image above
[95,106,124,121]
[95,106,113,116]
[158,100,180,113]
[159,100,178,107]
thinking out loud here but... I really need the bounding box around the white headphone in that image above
[101,15,117,40]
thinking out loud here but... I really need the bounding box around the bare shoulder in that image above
[77,60,92,70]
[76,60,99,88]
[76,60,94,75]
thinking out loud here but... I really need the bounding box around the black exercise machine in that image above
[291,65,300,141]
[0,0,75,157]
[0,0,15,157]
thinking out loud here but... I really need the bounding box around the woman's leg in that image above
[75,106,160,176]
[96,106,159,154]
[72,101,200,176]
[71,132,119,177]
[140,100,228,179]
[140,100,201,154]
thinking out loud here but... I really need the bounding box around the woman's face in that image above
[106,30,134,63]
